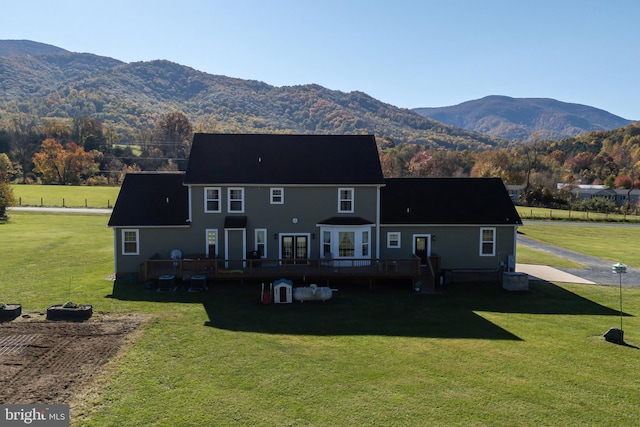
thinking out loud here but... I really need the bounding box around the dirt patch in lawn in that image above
[0,312,145,404]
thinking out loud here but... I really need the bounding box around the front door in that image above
[281,235,308,264]
[414,235,430,265]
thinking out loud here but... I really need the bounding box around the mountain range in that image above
[413,95,634,142]
[0,40,633,147]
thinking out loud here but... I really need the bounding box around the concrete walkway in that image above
[516,263,596,284]
[516,234,639,287]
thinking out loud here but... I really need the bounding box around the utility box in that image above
[502,272,528,291]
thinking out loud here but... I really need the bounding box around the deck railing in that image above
[140,257,422,282]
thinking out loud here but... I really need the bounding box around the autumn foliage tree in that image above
[32,138,97,184]
[0,153,16,218]
[151,112,193,169]
[0,180,15,219]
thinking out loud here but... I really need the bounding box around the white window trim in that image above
[204,187,221,213]
[480,227,496,256]
[270,188,284,205]
[338,188,354,213]
[205,228,218,258]
[122,229,139,255]
[228,187,245,213]
[255,228,267,258]
[322,230,332,258]
[321,226,371,259]
[387,232,401,248]
[362,230,370,257]
[412,234,432,258]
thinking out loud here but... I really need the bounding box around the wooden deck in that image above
[140,256,436,288]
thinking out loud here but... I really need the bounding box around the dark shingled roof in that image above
[108,173,189,227]
[317,216,374,225]
[184,133,385,185]
[381,178,522,225]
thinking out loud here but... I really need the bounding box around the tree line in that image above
[0,112,196,186]
[1,112,640,218]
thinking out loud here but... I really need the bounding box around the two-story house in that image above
[108,133,522,287]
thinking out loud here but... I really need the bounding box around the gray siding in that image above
[113,226,199,275]
[189,185,380,259]
[380,225,517,270]
[114,184,381,275]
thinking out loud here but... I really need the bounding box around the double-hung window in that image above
[228,188,244,213]
[122,229,139,255]
[270,188,284,204]
[387,232,401,248]
[204,187,221,213]
[338,188,354,213]
[480,227,496,256]
[323,231,332,258]
[362,231,369,257]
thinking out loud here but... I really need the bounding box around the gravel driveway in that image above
[517,233,640,287]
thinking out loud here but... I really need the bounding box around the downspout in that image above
[512,224,519,271]
[187,185,193,223]
[376,184,382,259]
[113,228,118,277]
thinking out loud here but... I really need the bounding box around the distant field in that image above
[517,205,640,223]
[10,184,120,208]
[113,143,142,156]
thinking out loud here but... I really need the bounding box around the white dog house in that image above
[273,278,293,304]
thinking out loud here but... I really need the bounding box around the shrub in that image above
[571,197,618,213]
[523,186,569,209]
[0,181,16,219]
[86,175,109,186]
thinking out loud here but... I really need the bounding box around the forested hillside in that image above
[414,95,633,142]
[0,41,504,150]
[3,40,640,215]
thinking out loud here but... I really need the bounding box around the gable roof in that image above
[108,172,189,227]
[381,178,522,225]
[184,133,385,185]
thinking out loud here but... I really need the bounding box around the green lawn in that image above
[516,205,640,223]
[2,211,640,426]
[10,184,120,208]
[515,245,585,268]
[519,223,640,267]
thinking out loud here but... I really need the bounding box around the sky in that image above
[3,0,639,119]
